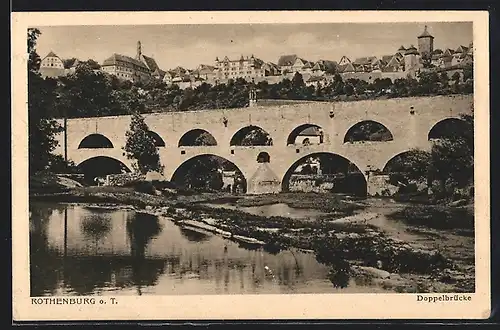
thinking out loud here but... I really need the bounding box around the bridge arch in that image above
[171,154,247,193]
[257,151,270,163]
[178,129,217,147]
[230,125,273,146]
[148,131,165,147]
[344,120,394,143]
[286,124,324,146]
[281,152,367,197]
[78,134,114,149]
[381,149,432,187]
[428,117,469,140]
[77,156,131,184]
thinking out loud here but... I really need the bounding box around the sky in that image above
[34,22,473,70]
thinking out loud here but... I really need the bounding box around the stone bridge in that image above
[53,94,473,195]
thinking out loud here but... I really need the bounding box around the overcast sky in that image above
[34,22,473,70]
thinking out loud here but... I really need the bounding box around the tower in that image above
[404,45,419,72]
[136,41,142,60]
[417,25,434,56]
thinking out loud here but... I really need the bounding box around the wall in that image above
[106,172,145,186]
[367,174,398,196]
[341,71,407,83]
[289,175,334,193]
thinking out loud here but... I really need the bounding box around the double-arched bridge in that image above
[53,94,473,195]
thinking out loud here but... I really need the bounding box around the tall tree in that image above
[28,28,64,175]
[123,112,163,174]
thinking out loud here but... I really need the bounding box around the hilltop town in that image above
[39,26,473,90]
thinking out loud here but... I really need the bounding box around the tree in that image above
[123,112,163,174]
[385,149,432,186]
[57,63,118,118]
[27,28,41,72]
[386,113,474,199]
[451,72,461,84]
[240,128,273,146]
[27,28,64,175]
[417,71,440,95]
[292,72,305,89]
[62,58,78,69]
[428,113,473,194]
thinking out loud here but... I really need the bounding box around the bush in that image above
[123,180,156,195]
[388,205,474,231]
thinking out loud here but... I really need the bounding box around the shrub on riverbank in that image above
[312,233,451,275]
[387,204,474,231]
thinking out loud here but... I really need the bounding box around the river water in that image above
[29,202,389,296]
[200,202,330,220]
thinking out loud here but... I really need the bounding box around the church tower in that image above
[417,25,434,56]
[136,41,142,60]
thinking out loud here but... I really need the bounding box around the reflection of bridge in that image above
[53,95,473,195]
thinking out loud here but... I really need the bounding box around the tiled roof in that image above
[152,67,166,78]
[381,55,393,63]
[45,51,59,58]
[418,26,434,38]
[455,45,469,53]
[278,54,298,66]
[102,53,148,69]
[353,56,377,65]
[405,45,419,55]
[141,54,160,72]
[302,61,313,69]
[338,63,355,73]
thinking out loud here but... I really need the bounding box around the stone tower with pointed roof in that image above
[417,25,434,56]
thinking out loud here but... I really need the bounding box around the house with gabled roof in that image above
[100,41,163,83]
[305,75,327,88]
[338,56,352,66]
[39,51,67,78]
[338,62,356,73]
[455,45,469,54]
[277,54,299,72]
[312,60,338,74]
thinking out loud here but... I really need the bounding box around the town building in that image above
[39,51,66,78]
[214,55,269,82]
[277,54,315,75]
[334,26,472,82]
[101,41,162,83]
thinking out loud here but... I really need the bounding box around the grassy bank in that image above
[387,203,474,233]
[229,192,367,213]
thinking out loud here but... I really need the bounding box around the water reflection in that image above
[202,202,329,220]
[29,202,385,296]
[179,227,210,242]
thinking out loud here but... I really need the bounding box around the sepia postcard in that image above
[12,10,490,321]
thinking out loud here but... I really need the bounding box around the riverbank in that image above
[30,180,475,293]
